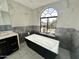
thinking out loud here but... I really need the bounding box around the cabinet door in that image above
[0,36,19,55]
[6,36,19,53]
[0,39,8,55]
[7,36,18,43]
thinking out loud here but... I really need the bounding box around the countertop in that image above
[0,31,18,40]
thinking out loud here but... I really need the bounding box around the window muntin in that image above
[41,8,58,17]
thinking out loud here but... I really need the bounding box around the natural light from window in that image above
[40,8,58,34]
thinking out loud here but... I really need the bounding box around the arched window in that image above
[40,8,58,34]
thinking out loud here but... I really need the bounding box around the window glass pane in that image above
[41,13,45,17]
[41,18,47,23]
[48,8,54,14]
[48,18,56,28]
[48,18,56,23]
[41,8,58,33]
[51,10,58,16]
[41,8,58,17]
[48,18,57,33]
[45,13,51,17]
[43,9,48,14]
[41,18,47,33]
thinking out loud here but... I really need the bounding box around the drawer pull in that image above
[11,42,17,46]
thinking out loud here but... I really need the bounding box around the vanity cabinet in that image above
[0,33,19,58]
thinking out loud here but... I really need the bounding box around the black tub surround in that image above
[25,34,60,59]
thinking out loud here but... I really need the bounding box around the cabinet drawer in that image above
[0,40,7,45]
[10,42,18,48]
[7,36,18,43]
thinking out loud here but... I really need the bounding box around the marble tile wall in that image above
[12,26,40,33]
[0,25,12,31]
[12,25,40,43]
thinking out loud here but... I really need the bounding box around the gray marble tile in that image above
[0,25,12,31]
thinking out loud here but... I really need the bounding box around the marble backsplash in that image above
[0,25,12,31]
[0,25,40,34]
[12,26,40,33]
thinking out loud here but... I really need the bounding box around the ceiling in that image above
[14,0,59,9]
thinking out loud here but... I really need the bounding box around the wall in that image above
[8,0,33,27]
[0,0,12,31]
[6,0,79,43]
[32,0,79,30]
[7,0,34,33]
[7,0,33,43]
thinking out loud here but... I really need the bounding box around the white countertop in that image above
[0,31,18,40]
[25,34,60,54]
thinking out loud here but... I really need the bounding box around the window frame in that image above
[40,8,58,33]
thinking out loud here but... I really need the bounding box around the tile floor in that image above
[5,42,44,59]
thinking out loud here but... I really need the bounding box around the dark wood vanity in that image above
[0,32,19,58]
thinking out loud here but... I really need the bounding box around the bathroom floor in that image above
[5,42,44,59]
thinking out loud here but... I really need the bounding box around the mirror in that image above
[0,0,12,31]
